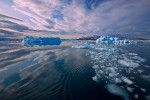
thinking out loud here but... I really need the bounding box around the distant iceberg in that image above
[23,36,62,46]
[96,36,136,45]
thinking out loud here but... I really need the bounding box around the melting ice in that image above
[82,36,150,100]
[72,42,90,49]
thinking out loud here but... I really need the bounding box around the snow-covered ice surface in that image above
[84,40,150,100]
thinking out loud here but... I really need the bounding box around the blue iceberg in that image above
[23,36,62,46]
[96,36,136,45]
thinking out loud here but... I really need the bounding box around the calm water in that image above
[0,40,150,100]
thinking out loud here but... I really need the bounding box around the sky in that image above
[0,0,150,38]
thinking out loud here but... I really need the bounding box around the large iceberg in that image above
[23,36,62,46]
[96,36,136,45]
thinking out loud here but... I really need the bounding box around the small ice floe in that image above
[118,59,140,68]
[115,78,122,83]
[92,76,99,82]
[140,88,146,92]
[127,87,134,92]
[137,69,144,73]
[128,53,138,56]
[140,75,150,82]
[131,56,146,62]
[146,95,150,100]
[92,65,99,69]
[121,77,134,85]
[144,65,150,68]
[134,94,138,99]
[72,42,90,49]
[106,84,129,100]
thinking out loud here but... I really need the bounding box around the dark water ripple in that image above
[1,41,149,100]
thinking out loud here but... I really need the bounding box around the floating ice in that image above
[134,94,138,99]
[121,77,134,85]
[106,84,129,100]
[146,95,150,100]
[96,36,136,45]
[92,76,99,82]
[140,88,146,92]
[118,59,140,68]
[23,35,62,46]
[86,41,148,100]
[128,53,138,56]
[140,75,150,82]
[127,87,134,92]
[115,78,122,83]
[92,65,99,69]
[72,42,90,49]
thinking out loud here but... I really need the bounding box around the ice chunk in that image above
[106,84,129,100]
[140,88,146,92]
[92,65,99,69]
[128,53,138,56]
[115,78,122,83]
[127,87,134,92]
[122,77,134,85]
[23,35,62,46]
[118,59,139,68]
[146,95,150,100]
[140,75,150,82]
[134,94,138,99]
[92,76,99,82]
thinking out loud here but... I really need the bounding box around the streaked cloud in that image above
[0,0,150,37]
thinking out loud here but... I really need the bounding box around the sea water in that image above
[0,40,150,100]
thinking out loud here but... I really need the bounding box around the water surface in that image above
[0,40,150,100]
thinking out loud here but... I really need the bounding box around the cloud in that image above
[1,0,150,37]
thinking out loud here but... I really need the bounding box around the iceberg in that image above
[96,36,136,45]
[23,36,62,46]
[96,36,118,44]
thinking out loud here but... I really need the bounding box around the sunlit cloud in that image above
[0,0,150,38]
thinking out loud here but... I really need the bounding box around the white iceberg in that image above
[96,36,137,45]
[96,36,118,44]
